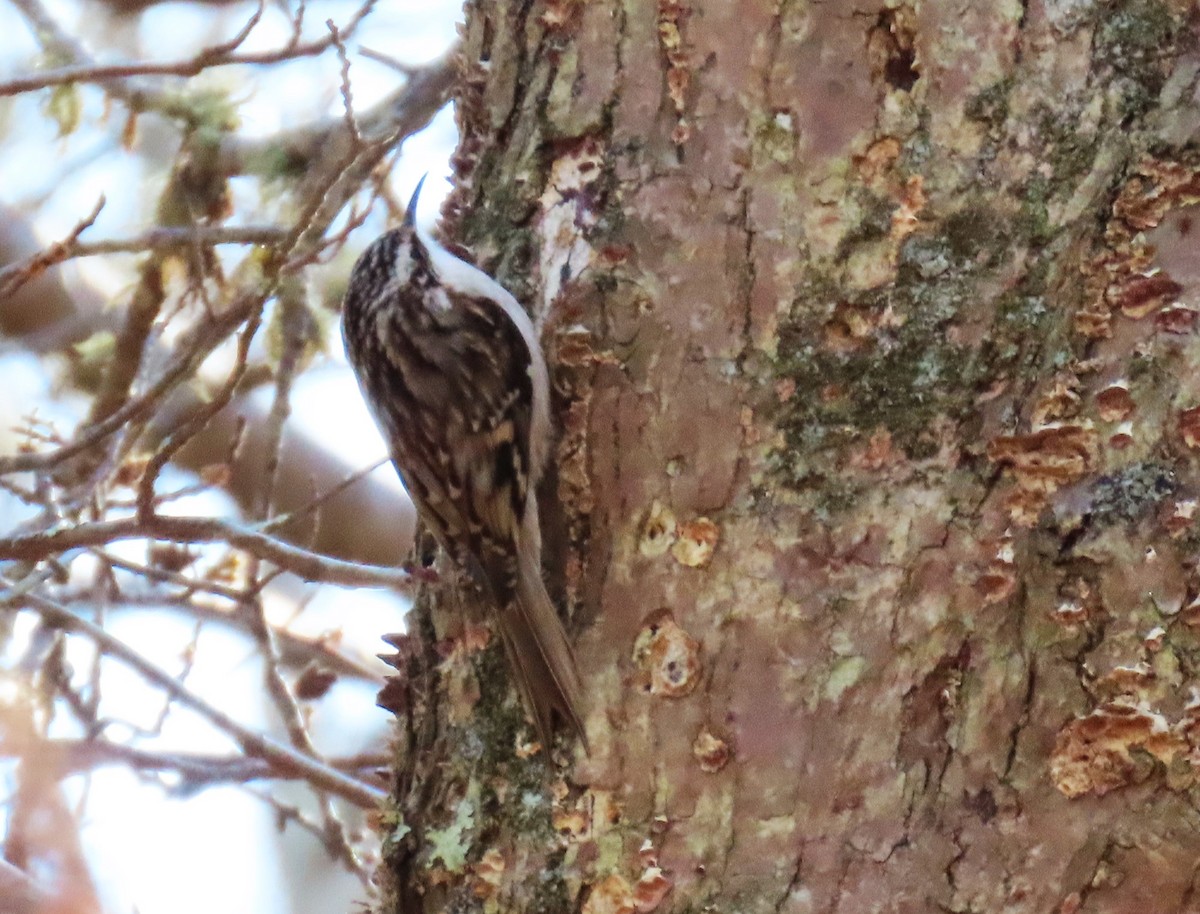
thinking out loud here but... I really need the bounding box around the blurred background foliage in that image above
[0,0,461,910]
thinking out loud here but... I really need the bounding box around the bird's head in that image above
[346,176,433,298]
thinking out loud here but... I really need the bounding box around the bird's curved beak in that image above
[404,174,428,228]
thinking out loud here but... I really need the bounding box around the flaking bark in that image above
[381,1,1200,912]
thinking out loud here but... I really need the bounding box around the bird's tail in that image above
[495,522,586,749]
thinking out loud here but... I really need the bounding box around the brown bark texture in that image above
[382,1,1200,912]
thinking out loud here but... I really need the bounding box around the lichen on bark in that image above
[380,0,1200,911]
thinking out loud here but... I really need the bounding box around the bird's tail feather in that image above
[496,530,585,748]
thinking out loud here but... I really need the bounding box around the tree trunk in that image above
[382,1,1200,911]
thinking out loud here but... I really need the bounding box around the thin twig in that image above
[0,515,413,590]
[0,566,57,608]
[92,550,247,603]
[204,0,266,57]
[30,739,388,788]
[5,0,380,121]
[0,294,254,476]
[0,196,105,297]
[0,225,284,293]
[326,18,362,147]
[9,591,387,809]
[218,53,456,178]
[260,458,389,533]
[0,857,51,911]
[135,311,263,522]
[248,786,373,884]
[358,46,419,76]
[55,582,388,681]
[242,287,324,766]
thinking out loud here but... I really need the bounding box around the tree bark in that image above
[382,1,1200,911]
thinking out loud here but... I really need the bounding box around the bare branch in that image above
[10,0,179,115]
[219,52,456,177]
[0,294,253,476]
[7,0,380,122]
[0,2,266,97]
[24,739,389,789]
[0,196,104,298]
[261,458,390,534]
[0,0,451,873]
[327,18,363,148]
[0,225,284,295]
[0,515,413,589]
[248,786,372,883]
[10,590,388,809]
[135,308,263,522]
[358,46,420,76]
[92,549,250,603]
[57,575,389,681]
[0,858,50,914]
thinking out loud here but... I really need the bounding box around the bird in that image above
[340,176,585,747]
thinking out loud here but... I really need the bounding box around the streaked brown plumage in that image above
[341,179,584,746]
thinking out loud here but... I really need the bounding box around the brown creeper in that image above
[341,178,585,745]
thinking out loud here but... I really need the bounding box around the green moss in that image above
[44,83,81,137]
[824,655,867,702]
[1165,625,1200,684]
[835,190,896,259]
[592,271,619,295]
[1093,0,1181,119]
[771,199,1079,497]
[70,331,116,391]
[1016,175,1054,245]
[454,180,543,301]
[964,77,1012,126]
[752,110,797,165]
[527,874,571,914]
[941,200,1012,267]
[472,645,530,750]
[896,234,955,280]
[156,86,239,134]
[1094,0,1177,79]
[810,475,868,518]
[773,271,973,481]
[1035,104,1100,186]
[493,228,540,302]
[1127,346,1156,381]
[467,644,560,842]
[248,145,310,181]
[984,259,1059,377]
